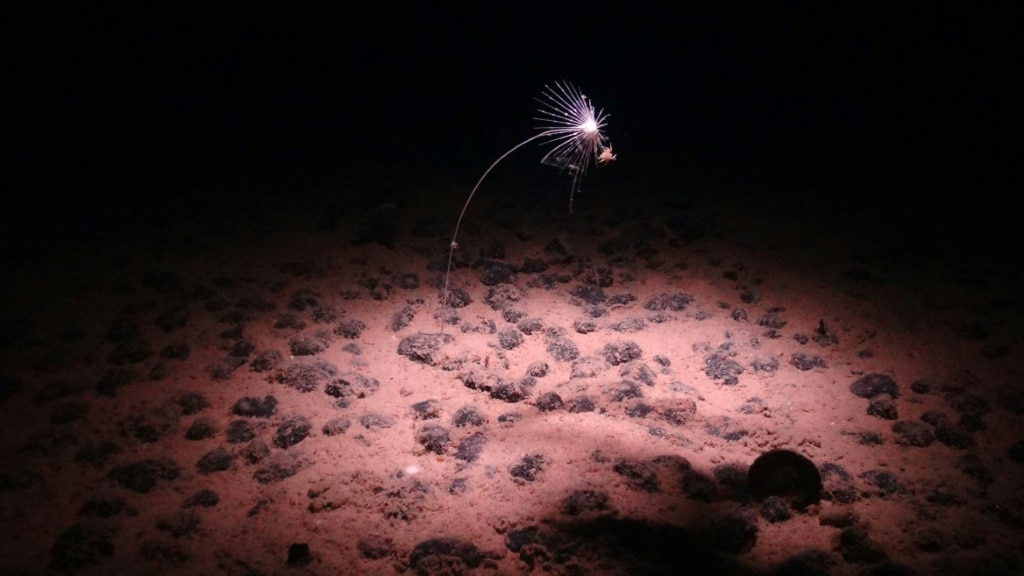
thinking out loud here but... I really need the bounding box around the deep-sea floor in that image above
[2,180,1022,575]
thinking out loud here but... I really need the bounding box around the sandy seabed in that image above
[1,182,1022,576]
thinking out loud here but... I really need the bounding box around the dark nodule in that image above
[746,449,822,510]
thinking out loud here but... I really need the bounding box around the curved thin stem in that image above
[442,130,556,308]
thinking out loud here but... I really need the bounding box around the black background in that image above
[4,3,1020,254]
